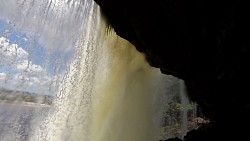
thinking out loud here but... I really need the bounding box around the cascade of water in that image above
[0,0,197,141]
[180,80,188,139]
[28,1,171,140]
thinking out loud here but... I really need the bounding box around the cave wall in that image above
[93,0,250,139]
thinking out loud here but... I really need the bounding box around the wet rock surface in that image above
[93,0,250,140]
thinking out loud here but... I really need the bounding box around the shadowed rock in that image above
[93,0,250,140]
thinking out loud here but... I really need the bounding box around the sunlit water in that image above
[0,0,197,141]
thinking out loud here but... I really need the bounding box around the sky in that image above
[0,20,64,95]
[0,0,89,95]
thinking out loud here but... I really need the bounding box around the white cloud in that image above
[0,36,62,94]
[0,0,79,94]
[0,37,29,64]
[0,37,44,73]
[13,73,42,87]
[11,73,61,94]
[23,37,28,42]
[16,60,44,73]
[0,0,85,54]
[0,72,6,81]
[0,69,62,94]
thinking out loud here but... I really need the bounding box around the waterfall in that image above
[27,1,170,141]
[0,0,197,141]
[179,80,198,139]
[179,80,188,139]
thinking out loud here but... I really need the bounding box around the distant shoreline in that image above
[0,100,51,107]
[0,88,54,106]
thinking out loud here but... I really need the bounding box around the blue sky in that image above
[0,19,73,95]
[0,0,88,95]
[0,20,47,66]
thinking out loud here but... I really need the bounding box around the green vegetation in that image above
[158,77,198,139]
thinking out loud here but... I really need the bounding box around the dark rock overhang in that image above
[93,0,250,139]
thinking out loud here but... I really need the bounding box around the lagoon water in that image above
[0,102,50,141]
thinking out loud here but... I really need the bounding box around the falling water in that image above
[179,80,188,139]
[0,0,197,141]
[25,1,171,140]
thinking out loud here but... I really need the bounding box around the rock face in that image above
[93,0,250,139]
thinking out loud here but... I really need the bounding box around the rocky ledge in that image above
[93,0,250,140]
